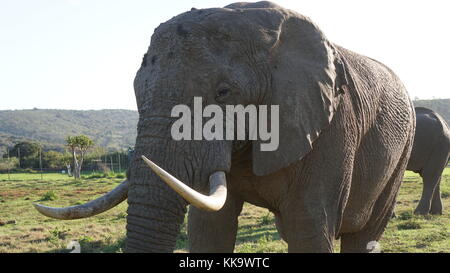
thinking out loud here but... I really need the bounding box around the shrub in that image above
[397,220,421,230]
[16,168,38,173]
[397,211,413,221]
[259,213,274,226]
[40,191,58,201]
[0,158,18,171]
[48,227,69,240]
[441,191,450,199]
[115,212,127,219]
[83,173,107,179]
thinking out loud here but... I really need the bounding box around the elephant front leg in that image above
[188,193,244,253]
[280,203,336,253]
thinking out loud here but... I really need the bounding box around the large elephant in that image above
[33,1,415,253]
[407,107,450,215]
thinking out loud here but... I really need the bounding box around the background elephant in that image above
[407,107,450,215]
[34,1,415,253]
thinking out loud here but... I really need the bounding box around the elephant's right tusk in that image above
[141,156,227,211]
[33,180,129,220]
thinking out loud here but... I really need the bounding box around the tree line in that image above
[0,135,133,178]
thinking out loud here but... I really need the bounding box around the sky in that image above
[1,0,449,110]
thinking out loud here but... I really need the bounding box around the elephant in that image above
[406,107,450,215]
[33,1,416,253]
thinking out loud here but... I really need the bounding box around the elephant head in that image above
[34,1,348,252]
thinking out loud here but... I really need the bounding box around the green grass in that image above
[0,171,126,182]
[0,172,72,181]
[0,168,448,253]
[0,176,127,253]
[378,169,450,253]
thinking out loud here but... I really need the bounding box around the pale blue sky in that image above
[1,0,449,110]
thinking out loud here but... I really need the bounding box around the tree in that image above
[42,150,67,169]
[9,141,41,168]
[10,142,40,158]
[0,157,18,171]
[66,135,94,179]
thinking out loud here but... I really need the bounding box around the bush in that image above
[104,172,124,178]
[48,227,69,240]
[81,172,126,179]
[397,211,413,221]
[40,191,58,201]
[0,158,18,171]
[20,168,38,173]
[259,213,274,226]
[43,151,67,169]
[83,173,107,179]
[397,220,421,230]
[97,162,111,173]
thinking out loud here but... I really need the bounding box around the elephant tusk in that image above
[141,155,227,212]
[33,180,129,220]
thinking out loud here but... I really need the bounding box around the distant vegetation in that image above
[66,135,94,179]
[0,100,448,154]
[0,109,138,152]
[1,141,130,173]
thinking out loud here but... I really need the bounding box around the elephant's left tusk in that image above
[33,180,129,220]
[141,155,227,212]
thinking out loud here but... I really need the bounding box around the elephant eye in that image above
[215,88,232,102]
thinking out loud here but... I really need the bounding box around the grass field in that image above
[0,169,448,253]
[0,172,72,181]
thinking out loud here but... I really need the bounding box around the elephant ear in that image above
[251,11,346,176]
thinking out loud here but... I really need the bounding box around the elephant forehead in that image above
[153,8,228,38]
[148,25,244,72]
[152,7,283,48]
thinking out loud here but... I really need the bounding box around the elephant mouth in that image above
[33,156,228,220]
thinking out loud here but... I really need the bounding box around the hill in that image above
[413,99,450,125]
[0,99,448,153]
[0,109,138,152]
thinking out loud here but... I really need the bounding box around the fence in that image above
[0,149,133,176]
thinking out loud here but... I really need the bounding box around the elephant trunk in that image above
[124,134,189,253]
[124,121,231,252]
[125,180,187,252]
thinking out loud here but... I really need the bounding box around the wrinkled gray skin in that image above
[38,2,415,252]
[125,1,415,253]
[407,107,450,215]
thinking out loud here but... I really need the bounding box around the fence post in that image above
[39,147,43,180]
[118,152,121,173]
[18,147,21,168]
[7,148,10,180]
